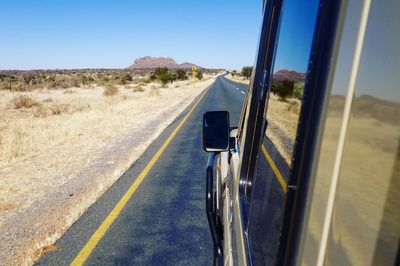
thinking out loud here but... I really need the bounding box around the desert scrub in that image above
[287,101,299,113]
[11,95,41,109]
[1,81,10,91]
[132,85,144,92]
[103,84,119,96]
[63,89,76,94]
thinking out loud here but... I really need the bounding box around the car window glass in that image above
[247,0,319,264]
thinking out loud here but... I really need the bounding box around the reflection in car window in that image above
[247,0,319,264]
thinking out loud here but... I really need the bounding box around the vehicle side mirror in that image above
[203,111,230,152]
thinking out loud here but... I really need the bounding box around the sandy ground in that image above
[0,75,218,265]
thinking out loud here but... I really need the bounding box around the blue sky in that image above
[0,0,263,70]
[273,0,319,73]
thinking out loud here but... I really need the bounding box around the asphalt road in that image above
[36,76,245,265]
[37,76,289,265]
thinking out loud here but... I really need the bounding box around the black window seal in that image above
[236,0,285,264]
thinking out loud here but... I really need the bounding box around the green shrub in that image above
[175,69,188,80]
[273,80,294,100]
[157,72,174,86]
[196,71,203,80]
[126,73,133,81]
[120,74,127,85]
[149,73,157,82]
[155,67,169,76]
[293,82,304,99]
[79,74,88,85]
[241,66,253,79]
[1,81,10,91]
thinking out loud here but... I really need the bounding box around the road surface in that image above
[37,76,288,265]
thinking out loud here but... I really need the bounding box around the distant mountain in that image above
[128,56,202,70]
[327,93,400,132]
[273,69,305,82]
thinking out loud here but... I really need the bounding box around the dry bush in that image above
[34,105,49,118]
[287,101,299,113]
[64,89,76,94]
[132,85,144,92]
[1,81,10,91]
[50,104,70,115]
[149,87,159,97]
[11,95,41,109]
[103,84,118,96]
[43,98,53,103]
[33,103,86,118]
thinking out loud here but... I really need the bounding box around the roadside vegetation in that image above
[0,68,216,93]
[225,67,305,164]
[0,69,218,164]
[241,66,253,79]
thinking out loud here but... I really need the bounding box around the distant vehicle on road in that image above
[203,0,400,265]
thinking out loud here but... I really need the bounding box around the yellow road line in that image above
[261,144,288,193]
[70,89,209,266]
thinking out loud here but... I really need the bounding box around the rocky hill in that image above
[273,69,305,82]
[128,56,201,69]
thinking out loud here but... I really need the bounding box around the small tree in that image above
[196,71,203,80]
[293,82,304,99]
[158,72,174,86]
[273,80,294,100]
[0,81,9,91]
[22,72,35,85]
[149,73,157,82]
[231,70,237,77]
[175,69,188,80]
[241,66,253,79]
[120,74,127,85]
[155,67,169,76]
[126,73,133,81]
[79,74,88,85]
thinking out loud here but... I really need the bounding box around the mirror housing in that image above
[203,111,230,152]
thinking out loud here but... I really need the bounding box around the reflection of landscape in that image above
[303,94,400,265]
[265,69,305,165]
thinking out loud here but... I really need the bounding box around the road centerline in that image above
[69,87,211,266]
[261,144,287,192]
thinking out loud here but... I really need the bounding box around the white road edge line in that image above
[222,77,245,95]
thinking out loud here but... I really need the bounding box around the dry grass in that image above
[0,74,217,165]
[11,95,41,109]
[149,87,160,97]
[266,94,301,164]
[131,85,144,92]
[103,84,118,96]
[63,89,75,94]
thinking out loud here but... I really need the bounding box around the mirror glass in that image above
[203,111,230,152]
